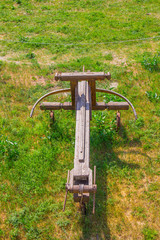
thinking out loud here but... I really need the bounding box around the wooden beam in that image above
[67,185,97,193]
[69,80,93,202]
[70,80,77,108]
[55,72,111,81]
[40,101,129,111]
[92,102,106,110]
[106,102,129,110]
[78,81,86,162]
[40,102,73,110]
[92,102,129,110]
[89,80,96,107]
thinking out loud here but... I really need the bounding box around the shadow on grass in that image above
[80,125,140,240]
[118,125,142,147]
[49,117,144,240]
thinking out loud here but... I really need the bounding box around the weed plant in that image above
[141,52,160,72]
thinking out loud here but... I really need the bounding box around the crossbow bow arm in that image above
[96,88,137,120]
[30,88,71,117]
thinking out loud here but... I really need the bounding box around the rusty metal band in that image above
[96,88,137,120]
[30,88,71,117]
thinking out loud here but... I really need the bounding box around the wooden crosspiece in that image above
[30,71,137,214]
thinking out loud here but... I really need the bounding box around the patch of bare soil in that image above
[110,82,118,89]
[0,211,6,230]
[110,54,127,66]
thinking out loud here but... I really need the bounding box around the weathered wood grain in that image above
[40,102,73,110]
[70,80,92,203]
[40,101,129,111]
[106,102,129,110]
[92,102,129,110]
[55,72,111,81]
[70,80,77,108]
[89,80,96,107]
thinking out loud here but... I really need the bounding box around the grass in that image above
[0,0,160,239]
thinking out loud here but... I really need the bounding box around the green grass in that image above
[143,227,158,240]
[0,0,160,239]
